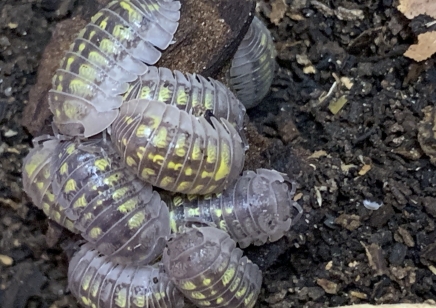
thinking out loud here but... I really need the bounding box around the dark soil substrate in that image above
[1,0,436,307]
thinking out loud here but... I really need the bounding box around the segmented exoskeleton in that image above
[22,138,77,233]
[166,169,303,248]
[22,138,171,265]
[48,0,181,138]
[163,226,262,308]
[69,243,184,308]
[229,16,277,109]
[123,66,247,141]
[110,98,245,195]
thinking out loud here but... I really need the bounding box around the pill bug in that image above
[163,226,262,308]
[22,137,171,265]
[48,0,181,138]
[69,243,184,308]
[122,66,247,145]
[110,98,245,195]
[165,168,303,248]
[228,16,277,109]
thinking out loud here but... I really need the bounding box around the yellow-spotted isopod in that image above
[110,98,246,195]
[48,0,181,137]
[22,137,171,265]
[166,168,303,248]
[163,226,262,308]
[68,243,184,308]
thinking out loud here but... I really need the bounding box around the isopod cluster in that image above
[22,0,301,307]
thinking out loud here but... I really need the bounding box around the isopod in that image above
[163,226,262,308]
[228,16,277,109]
[22,137,171,265]
[166,169,303,248]
[110,98,245,195]
[69,243,184,308]
[48,0,181,137]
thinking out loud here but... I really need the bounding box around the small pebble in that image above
[0,254,14,266]
[4,129,18,137]
[4,87,12,97]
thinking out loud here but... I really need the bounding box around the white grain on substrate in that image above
[362,200,383,210]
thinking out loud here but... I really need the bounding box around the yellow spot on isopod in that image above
[176,181,192,192]
[113,187,129,200]
[36,182,44,190]
[136,124,149,138]
[139,86,152,99]
[160,176,174,188]
[137,147,146,160]
[59,163,68,175]
[229,276,241,292]
[120,1,141,23]
[73,194,87,209]
[180,281,196,290]
[126,156,137,167]
[184,167,193,176]
[64,179,77,193]
[157,85,172,102]
[117,198,137,214]
[141,168,155,179]
[222,266,236,286]
[128,212,145,230]
[81,273,92,291]
[236,284,248,298]
[191,291,206,299]
[152,127,168,148]
[245,291,255,305]
[114,287,127,307]
[168,161,183,171]
[95,158,109,171]
[176,87,188,106]
[89,227,102,239]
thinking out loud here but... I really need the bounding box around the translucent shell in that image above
[167,168,303,248]
[69,243,184,308]
[123,66,247,144]
[110,98,245,195]
[163,227,262,308]
[22,138,76,232]
[229,16,277,109]
[22,138,171,265]
[48,0,181,137]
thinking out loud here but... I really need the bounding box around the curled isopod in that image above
[163,226,262,308]
[166,169,303,248]
[229,16,277,109]
[69,243,184,308]
[110,98,245,195]
[48,0,181,137]
[22,137,171,265]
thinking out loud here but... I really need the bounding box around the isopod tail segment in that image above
[48,0,181,138]
[166,168,303,248]
[110,98,246,195]
[68,243,185,308]
[163,226,263,308]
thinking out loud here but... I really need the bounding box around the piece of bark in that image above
[22,0,255,136]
